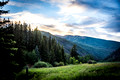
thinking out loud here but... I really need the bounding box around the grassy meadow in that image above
[16,62,120,80]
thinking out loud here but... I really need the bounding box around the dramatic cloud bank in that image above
[3,0,120,42]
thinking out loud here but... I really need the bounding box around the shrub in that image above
[70,57,76,64]
[80,62,82,64]
[33,61,52,68]
[47,63,53,67]
[59,62,64,66]
[78,55,94,63]
[88,60,97,64]
[70,57,79,64]
[54,62,64,67]
[54,62,59,67]
[75,60,79,64]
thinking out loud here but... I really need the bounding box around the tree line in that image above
[13,22,66,66]
[12,22,94,66]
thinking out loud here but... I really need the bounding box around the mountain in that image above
[41,31,89,56]
[105,48,120,61]
[60,35,120,60]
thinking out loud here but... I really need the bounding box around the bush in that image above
[33,61,52,68]
[54,62,59,67]
[59,62,64,66]
[70,57,79,64]
[80,62,82,64]
[70,57,76,64]
[78,55,94,63]
[88,60,97,64]
[54,62,64,67]
[47,63,53,67]
[75,60,79,64]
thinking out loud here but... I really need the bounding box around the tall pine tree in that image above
[0,1,21,80]
[70,45,79,60]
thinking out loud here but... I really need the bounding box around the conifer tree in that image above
[0,1,22,80]
[34,27,38,46]
[23,22,28,48]
[35,45,40,61]
[0,26,18,80]
[27,25,32,50]
[0,0,10,27]
[61,46,66,64]
[70,45,79,60]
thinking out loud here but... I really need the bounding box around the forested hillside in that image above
[12,22,67,65]
[105,48,120,61]
[41,31,89,56]
[61,35,120,60]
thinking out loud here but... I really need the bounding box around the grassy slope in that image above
[17,62,120,80]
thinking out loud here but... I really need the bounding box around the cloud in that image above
[8,1,41,9]
[65,22,106,30]
[74,0,120,33]
[41,0,75,4]
[5,0,120,42]
[39,25,66,35]
[42,0,87,15]
[56,0,111,26]
[2,11,74,35]
[64,20,120,42]
[76,0,119,12]
[79,17,104,25]
[2,11,60,25]
[56,0,120,34]
[43,25,55,28]
[58,3,86,15]
[70,17,106,27]
[103,15,120,32]
[3,10,120,42]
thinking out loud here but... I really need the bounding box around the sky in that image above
[2,0,120,42]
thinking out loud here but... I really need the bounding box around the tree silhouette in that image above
[0,0,10,27]
[0,1,19,80]
[70,45,79,60]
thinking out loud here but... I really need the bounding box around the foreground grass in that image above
[16,62,120,80]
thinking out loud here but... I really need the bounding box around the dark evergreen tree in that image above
[23,22,28,48]
[27,25,33,51]
[61,46,66,64]
[55,43,62,62]
[70,45,79,60]
[40,36,49,62]
[0,1,20,80]
[0,26,18,80]
[48,36,52,51]
[0,0,10,27]
[49,47,55,64]
[13,22,26,71]
[34,27,38,46]
[35,45,40,61]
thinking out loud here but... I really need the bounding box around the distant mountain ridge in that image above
[60,35,120,60]
[105,47,120,61]
[40,31,120,60]
[41,31,89,56]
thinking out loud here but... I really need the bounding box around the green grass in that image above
[16,62,120,80]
